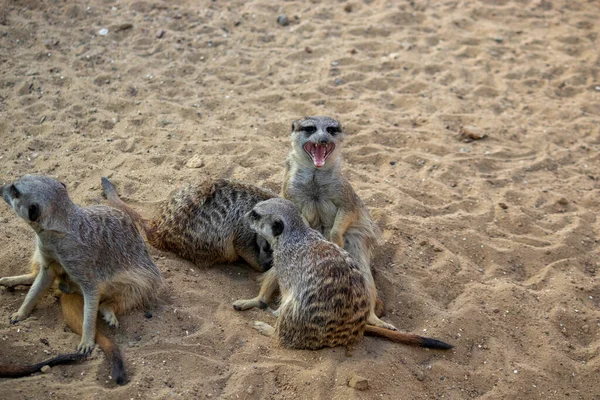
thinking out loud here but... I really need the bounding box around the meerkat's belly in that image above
[297,199,336,234]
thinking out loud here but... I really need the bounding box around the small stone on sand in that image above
[348,375,368,390]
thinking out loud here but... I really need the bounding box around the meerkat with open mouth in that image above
[235,116,393,330]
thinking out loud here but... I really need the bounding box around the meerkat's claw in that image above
[76,339,95,356]
[253,321,276,336]
[10,312,25,324]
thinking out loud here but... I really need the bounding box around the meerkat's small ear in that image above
[60,182,67,188]
[271,219,284,237]
[291,121,298,134]
[28,204,40,222]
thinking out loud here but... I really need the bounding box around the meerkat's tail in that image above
[364,326,453,350]
[0,353,84,378]
[101,177,152,237]
[61,293,128,385]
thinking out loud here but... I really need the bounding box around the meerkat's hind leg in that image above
[253,321,276,336]
[99,303,119,328]
[367,312,397,331]
[233,268,279,311]
[0,273,37,288]
[0,252,41,288]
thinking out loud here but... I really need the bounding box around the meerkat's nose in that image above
[318,138,328,145]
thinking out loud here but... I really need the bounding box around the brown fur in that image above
[235,198,453,350]
[0,175,162,385]
[102,177,277,271]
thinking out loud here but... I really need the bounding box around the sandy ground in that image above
[0,0,599,398]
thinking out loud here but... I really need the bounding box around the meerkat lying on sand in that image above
[101,177,277,271]
[235,198,452,350]
[0,175,162,384]
[235,116,392,329]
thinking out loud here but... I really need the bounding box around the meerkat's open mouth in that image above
[303,142,335,168]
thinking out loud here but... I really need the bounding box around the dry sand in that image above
[1,0,599,398]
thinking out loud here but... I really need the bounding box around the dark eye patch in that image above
[9,184,20,199]
[302,126,317,135]
[271,220,284,237]
[326,126,341,135]
[28,204,40,222]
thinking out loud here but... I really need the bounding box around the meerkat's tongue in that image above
[304,142,335,168]
[313,144,328,167]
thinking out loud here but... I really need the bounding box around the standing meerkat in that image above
[235,198,452,350]
[0,175,163,384]
[235,116,392,330]
[101,177,276,271]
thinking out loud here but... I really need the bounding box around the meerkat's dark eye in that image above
[249,210,260,220]
[326,126,341,135]
[271,219,284,237]
[28,204,40,222]
[9,184,20,199]
[302,126,317,135]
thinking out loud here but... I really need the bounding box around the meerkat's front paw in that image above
[253,321,275,336]
[77,338,96,356]
[10,311,27,324]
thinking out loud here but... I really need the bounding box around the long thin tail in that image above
[365,325,453,350]
[101,177,151,237]
[0,352,84,378]
[61,293,127,385]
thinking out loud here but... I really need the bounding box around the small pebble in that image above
[144,311,153,319]
[498,202,508,210]
[156,29,166,39]
[277,15,289,26]
[557,197,569,205]
[344,4,353,12]
[41,365,51,374]
[98,28,109,36]
[581,324,590,333]
[348,375,368,390]
[304,46,312,53]
[459,125,486,141]
[186,154,204,169]
[390,160,397,166]
[494,36,504,43]
[334,78,345,86]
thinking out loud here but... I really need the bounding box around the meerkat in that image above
[235,116,392,330]
[101,177,277,271]
[0,175,163,384]
[234,198,452,350]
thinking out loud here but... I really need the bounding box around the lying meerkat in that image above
[235,116,392,329]
[0,175,163,384]
[235,198,452,350]
[101,177,277,271]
